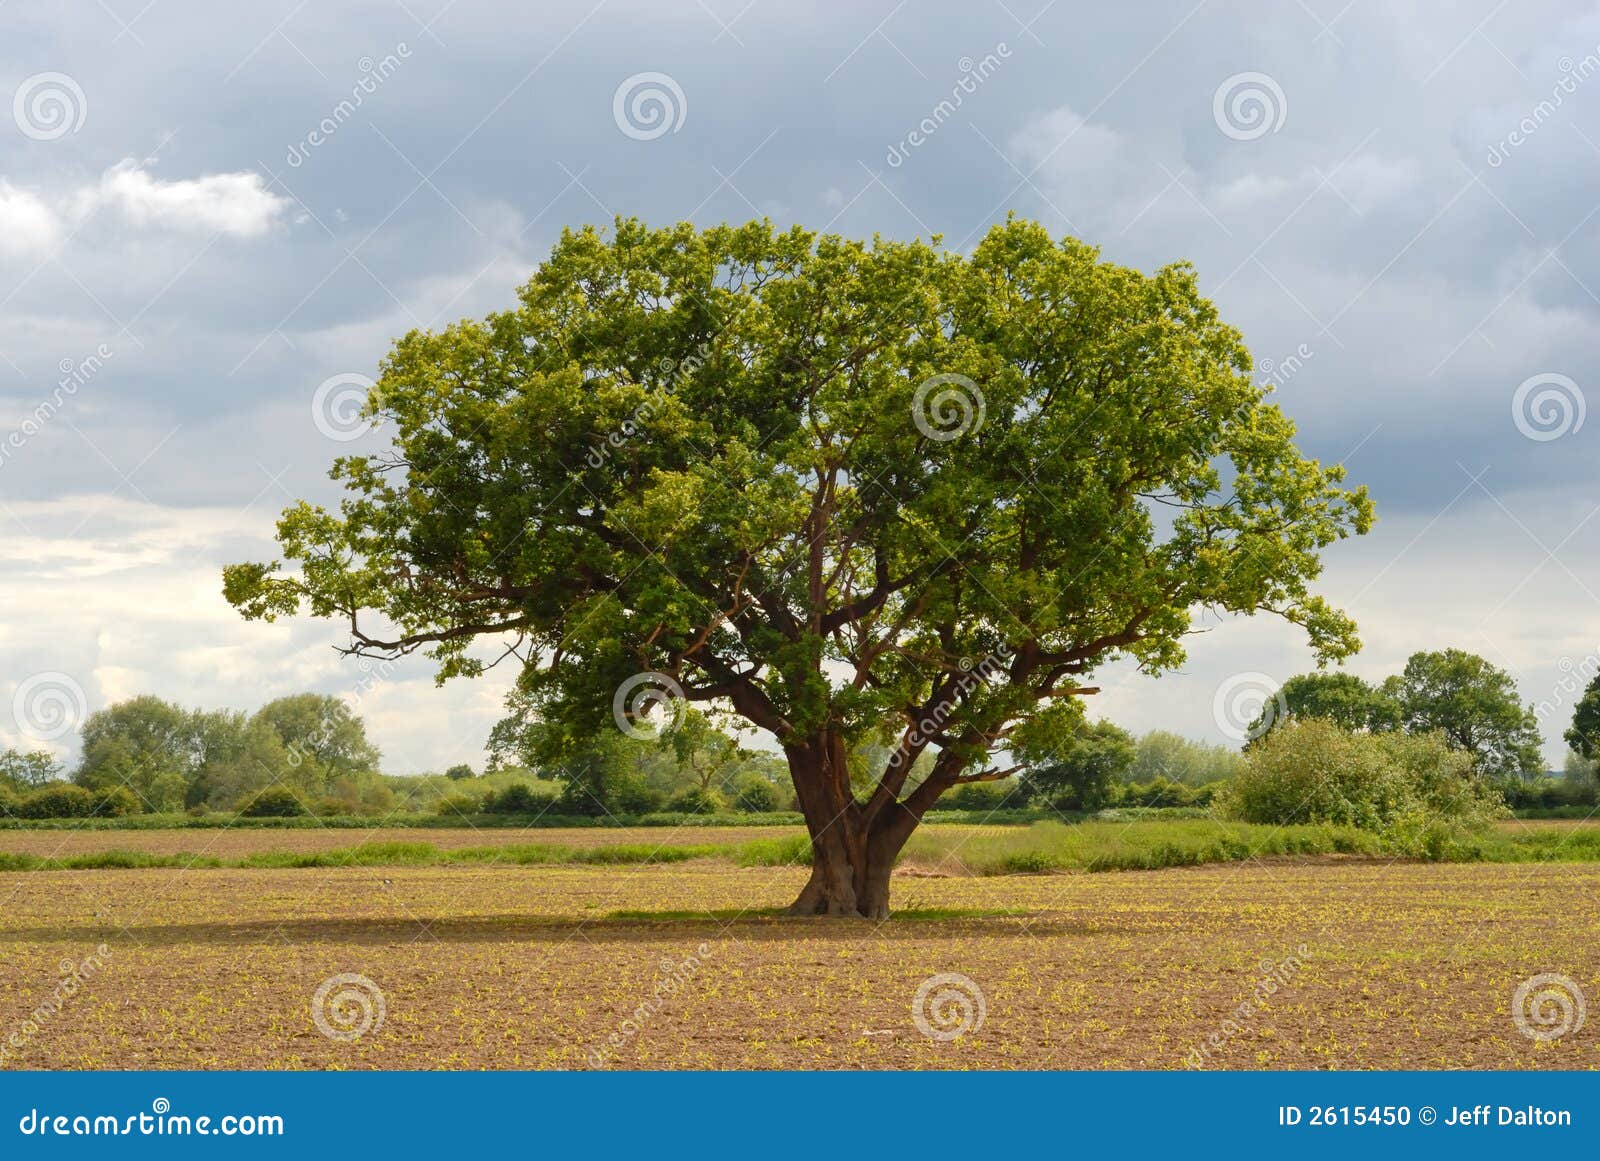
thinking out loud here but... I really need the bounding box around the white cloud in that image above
[79,161,289,238]
[0,494,514,773]
[0,181,61,258]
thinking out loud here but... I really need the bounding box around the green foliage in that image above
[729,772,783,812]
[1026,718,1135,810]
[902,818,1384,874]
[1219,719,1506,829]
[0,748,64,788]
[225,216,1372,839]
[1252,670,1401,737]
[1383,649,1543,778]
[1127,731,1242,786]
[250,693,381,786]
[91,787,141,817]
[481,782,560,815]
[444,763,475,781]
[237,786,309,817]
[1566,672,1600,761]
[72,693,384,812]
[75,695,194,799]
[1263,650,1545,778]
[940,779,1031,812]
[1499,773,1597,811]
[664,786,723,815]
[16,783,99,819]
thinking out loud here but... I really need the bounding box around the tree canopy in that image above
[1566,672,1600,761]
[225,217,1372,916]
[1249,670,1400,738]
[1382,649,1543,779]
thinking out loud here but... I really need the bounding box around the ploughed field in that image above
[0,825,788,859]
[1,839,1595,1069]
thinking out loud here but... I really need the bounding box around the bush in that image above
[730,774,782,813]
[664,787,722,815]
[482,783,558,815]
[91,787,140,817]
[941,780,1029,812]
[1500,776,1598,811]
[1120,778,1198,809]
[612,781,667,815]
[0,784,17,817]
[1218,720,1504,830]
[433,792,485,817]
[238,786,309,818]
[19,783,98,819]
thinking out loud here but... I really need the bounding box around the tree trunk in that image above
[783,736,921,919]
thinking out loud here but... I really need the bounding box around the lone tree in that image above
[224,218,1372,918]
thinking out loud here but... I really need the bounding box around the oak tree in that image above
[225,218,1372,917]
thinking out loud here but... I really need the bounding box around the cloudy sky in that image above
[2,0,1598,773]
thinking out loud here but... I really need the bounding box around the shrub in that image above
[238,786,309,818]
[482,783,558,815]
[941,780,1028,812]
[664,787,722,815]
[91,787,141,817]
[1121,778,1198,809]
[433,792,485,817]
[730,774,782,813]
[19,783,98,819]
[0,784,17,817]
[1219,720,1504,829]
[613,781,667,815]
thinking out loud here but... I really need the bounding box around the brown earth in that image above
[0,825,791,858]
[1,859,1595,1070]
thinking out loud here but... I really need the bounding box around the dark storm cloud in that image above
[2,0,1597,768]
